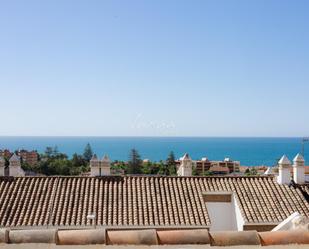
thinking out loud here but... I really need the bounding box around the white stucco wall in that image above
[177,164,192,176]
[293,167,305,184]
[91,167,101,176]
[206,202,237,231]
[233,195,245,231]
[277,167,291,184]
[91,166,111,176]
[206,194,245,231]
[101,167,111,175]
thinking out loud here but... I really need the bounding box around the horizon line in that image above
[0,135,307,139]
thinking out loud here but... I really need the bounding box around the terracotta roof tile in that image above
[0,176,309,228]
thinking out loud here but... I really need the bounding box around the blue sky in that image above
[0,0,308,136]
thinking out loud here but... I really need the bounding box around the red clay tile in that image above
[210,231,261,246]
[259,229,309,245]
[107,229,158,245]
[57,229,105,245]
[157,229,209,244]
[9,229,57,244]
[0,228,9,243]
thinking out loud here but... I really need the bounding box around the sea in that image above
[0,136,307,166]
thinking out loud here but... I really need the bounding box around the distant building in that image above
[0,149,39,166]
[176,155,240,176]
[17,149,39,166]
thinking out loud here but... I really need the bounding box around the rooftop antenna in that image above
[301,137,309,158]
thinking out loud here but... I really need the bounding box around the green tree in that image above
[43,146,61,159]
[4,157,9,167]
[21,161,31,171]
[45,147,54,157]
[244,167,258,176]
[53,146,59,156]
[203,170,214,176]
[127,149,142,174]
[250,167,258,175]
[166,151,176,175]
[83,143,93,162]
[150,162,160,175]
[31,147,89,176]
[192,166,198,176]
[47,159,72,175]
[111,161,128,174]
[72,153,87,167]
[141,161,152,174]
[157,161,167,175]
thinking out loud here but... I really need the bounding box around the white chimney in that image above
[277,155,291,185]
[9,154,25,177]
[90,154,100,176]
[293,153,305,184]
[177,153,193,176]
[100,155,111,176]
[90,154,111,176]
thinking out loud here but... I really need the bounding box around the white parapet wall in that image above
[233,194,245,231]
[272,212,301,231]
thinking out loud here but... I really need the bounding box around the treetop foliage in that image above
[83,143,93,162]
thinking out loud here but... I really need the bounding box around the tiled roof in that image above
[0,176,309,228]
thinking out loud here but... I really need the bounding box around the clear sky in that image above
[0,0,308,137]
